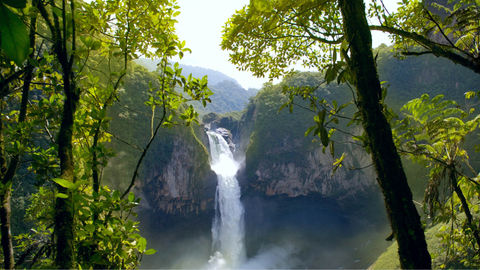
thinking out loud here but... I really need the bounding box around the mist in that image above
[138,190,389,269]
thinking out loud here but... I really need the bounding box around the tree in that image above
[0,0,211,268]
[0,0,37,268]
[33,0,82,266]
[339,2,431,267]
[394,94,480,267]
[222,0,431,268]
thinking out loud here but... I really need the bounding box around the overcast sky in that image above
[175,0,398,89]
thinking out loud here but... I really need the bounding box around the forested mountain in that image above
[376,44,479,105]
[135,59,233,85]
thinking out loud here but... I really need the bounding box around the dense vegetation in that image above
[242,73,353,182]
[0,0,211,268]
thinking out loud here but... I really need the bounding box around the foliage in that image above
[203,80,255,114]
[223,1,434,268]
[222,0,342,79]
[0,0,29,65]
[243,72,364,185]
[76,188,154,269]
[103,64,213,215]
[14,184,152,269]
[135,60,257,115]
[279,71,357,164]
[245,78,314,169]
[0,0,212,268]
[374,44,480,106]
[220,0,386,160]
[393,93,480,267]
[370,223,446,269]
[372,216,480,269]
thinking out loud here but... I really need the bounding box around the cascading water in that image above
[206,130,246,269]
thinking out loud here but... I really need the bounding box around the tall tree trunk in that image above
[54,67,78,269]
[338,0,431,268]
[37,0,79,267]
[0,184,13,270]
[0,114,14,270]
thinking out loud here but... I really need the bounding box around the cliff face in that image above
[250,143,374,198]
[236,74,377,200]
[105,65,217,217]
[137,130,217,215]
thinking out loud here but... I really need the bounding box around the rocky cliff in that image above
[236,75,377,199]
[137,127,217,215]
[105,65,217,218]
[250,143,374,199]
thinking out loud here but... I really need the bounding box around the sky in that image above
[175,0,399,89]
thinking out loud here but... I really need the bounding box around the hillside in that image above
[135,58,258,114]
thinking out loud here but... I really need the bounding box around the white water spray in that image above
[206,130,246,269]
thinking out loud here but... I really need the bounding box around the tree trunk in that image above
[35,0,79,267]
[449,167,480,249]
[338,0,431,268]
[54,66,78,269]
[0,179,14,270]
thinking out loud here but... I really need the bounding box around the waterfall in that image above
[206,130,246,269]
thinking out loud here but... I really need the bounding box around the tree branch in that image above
[369,25,480,74]
[120,99,167,199]
[0,70,26,98]
[402,51,434,56]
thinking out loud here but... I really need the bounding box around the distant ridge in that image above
[135,58,240,86]
[135,58,259,114]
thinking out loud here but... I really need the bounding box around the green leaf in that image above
[2,0,26,8]
[52,178,76,189]
[56,193,69,199]
[304,126,316,136]
[0,4,29,65]
[144,249,157,255]
[85,223,95,233]
[325,66,337,84]
[137,236,147,251]
[253,0,273,12]
[128,192,135,202]
[333,153,345,173]
[465,91,476,100]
